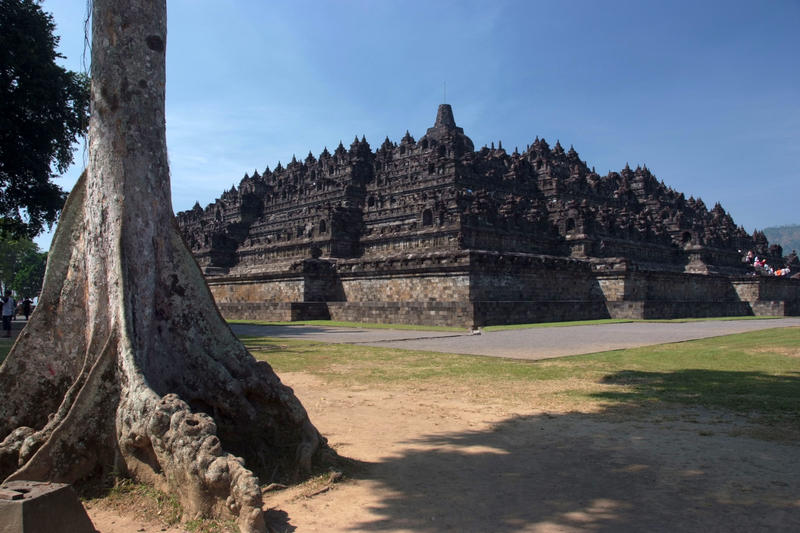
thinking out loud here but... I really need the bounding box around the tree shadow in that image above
[231,324,341,338]
[347,413,799,531]
[330,370,800,532]
[264,508,295,533]
[596,369,800,414]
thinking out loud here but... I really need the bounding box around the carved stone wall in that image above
[209,274,303,303]
[178,104,776,275]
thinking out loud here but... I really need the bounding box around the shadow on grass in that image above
[239,336,288,351]
[231,323,341,338]
[596,369,800,414]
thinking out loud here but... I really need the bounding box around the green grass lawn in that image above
[243,326,800,419]
[482,315,782,331]
[3,323,798,421]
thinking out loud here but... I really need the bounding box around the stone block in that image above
[0,480,95,533]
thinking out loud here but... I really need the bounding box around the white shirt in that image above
[1,297,15,317]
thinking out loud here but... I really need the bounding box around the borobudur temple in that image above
[177,105,799,327]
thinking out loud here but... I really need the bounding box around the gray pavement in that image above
[230,318,800,361]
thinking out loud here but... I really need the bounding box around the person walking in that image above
[21,297,33,320]
[2,290,15,338]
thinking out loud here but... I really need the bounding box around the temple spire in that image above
[421,103,474,153]
[434,103,457,130]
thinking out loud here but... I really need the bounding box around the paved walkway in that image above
[230,318,800,361]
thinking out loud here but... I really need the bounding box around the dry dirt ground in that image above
[85,371,800,533]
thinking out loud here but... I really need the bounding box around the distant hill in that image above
[762,224,800,255]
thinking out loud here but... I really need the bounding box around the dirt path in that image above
[263,374,800,532]
[88,370,800,532]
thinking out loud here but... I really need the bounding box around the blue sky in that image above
[36,0,800,250]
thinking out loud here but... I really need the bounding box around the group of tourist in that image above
[743,250,792,277]
[1,292,35,338]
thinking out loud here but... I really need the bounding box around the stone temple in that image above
[176,105,799,327]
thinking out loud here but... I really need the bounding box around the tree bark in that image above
[0,2,324,531]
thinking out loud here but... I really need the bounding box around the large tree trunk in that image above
[0,2,324,531]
